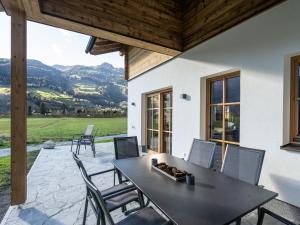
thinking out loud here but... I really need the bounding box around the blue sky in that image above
[0,12,124,68]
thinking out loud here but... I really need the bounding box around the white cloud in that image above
[51,43,63,57]
[58,28,73,43]
[58,28,72,37]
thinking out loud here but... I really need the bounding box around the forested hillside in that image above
[0,58,127,115]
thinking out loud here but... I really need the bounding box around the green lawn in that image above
[0,117,127,147]
[0,151,40,189]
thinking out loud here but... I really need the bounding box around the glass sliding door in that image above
[162,91,172,154]
[146,89,172,154]
[146,94,159,151]
[207,72,240,159]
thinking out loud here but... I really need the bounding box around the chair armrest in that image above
[81,134,93,138]
[72,134,83,139]
[88,168,116,178]
[103,185,137,200]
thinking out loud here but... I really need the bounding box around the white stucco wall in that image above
[127,0,300,207]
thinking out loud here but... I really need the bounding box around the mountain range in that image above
[0,58,127,115]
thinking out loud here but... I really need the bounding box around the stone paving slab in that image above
[0,143,284,225]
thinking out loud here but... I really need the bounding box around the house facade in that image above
[127,0,300,207]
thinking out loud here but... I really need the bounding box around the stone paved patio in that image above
[0,143,284,225]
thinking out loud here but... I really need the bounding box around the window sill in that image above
[280,143,300,152]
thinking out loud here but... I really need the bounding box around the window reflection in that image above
[226,76,240,102]
[225,105,240,142]
[211,80,223,104]
[210,106,223,140]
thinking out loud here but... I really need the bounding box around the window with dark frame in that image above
[290,56,300,143]
[206,72,240,159]
[146,89,172,154]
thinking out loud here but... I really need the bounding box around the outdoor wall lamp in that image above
[180,93,191,100]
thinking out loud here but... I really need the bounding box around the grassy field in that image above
[0,117,127,147]
[31,88,72,100]
[0,151,40,189]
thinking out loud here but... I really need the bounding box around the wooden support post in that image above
[11,8,27,205]
[124,47,129,81]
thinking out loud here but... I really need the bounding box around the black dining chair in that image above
[187,139,216,168]
[221,145,265,225]
[113,136,149,210]
[72,153,144,225]
[79,165,172,225]
[113,136,140,184]
[72,125,96,157]
[257,199,300,225]
[221,144,265,186]
[114,136,139,160]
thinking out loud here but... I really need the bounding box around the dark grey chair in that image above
[114,136,139,184]
[187,139,216,169]
[71,125,96,157]
[79,165,171,225]
[72,153,143,225]
[113,136,149,209]
[257,199,300,225]
[114,136,139,160]
[221,145,265,185]
[221,145,265,225]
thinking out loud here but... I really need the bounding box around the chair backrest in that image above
[221,145,265,185]
[84,125,94,136]
[114,136,139,160]
[79,167,115,225]
[187,139,216,168]
[72,152,89,178]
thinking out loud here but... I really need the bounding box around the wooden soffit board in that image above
[88,38,126,55]
[182,0,285,50]
[127,47,173,80]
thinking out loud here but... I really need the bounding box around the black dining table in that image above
[113,153,277,225]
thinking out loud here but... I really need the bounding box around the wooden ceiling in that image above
[182,0,284,50]
[1,0,284,56]
[39,0,183,54]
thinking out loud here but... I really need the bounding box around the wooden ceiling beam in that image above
[90,48,123,56]
[92,43,124,52]
[95,40,117,46]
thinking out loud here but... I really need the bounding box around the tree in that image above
[40,102,47,115]
[62,104,67,115]
[28,106,32,116]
